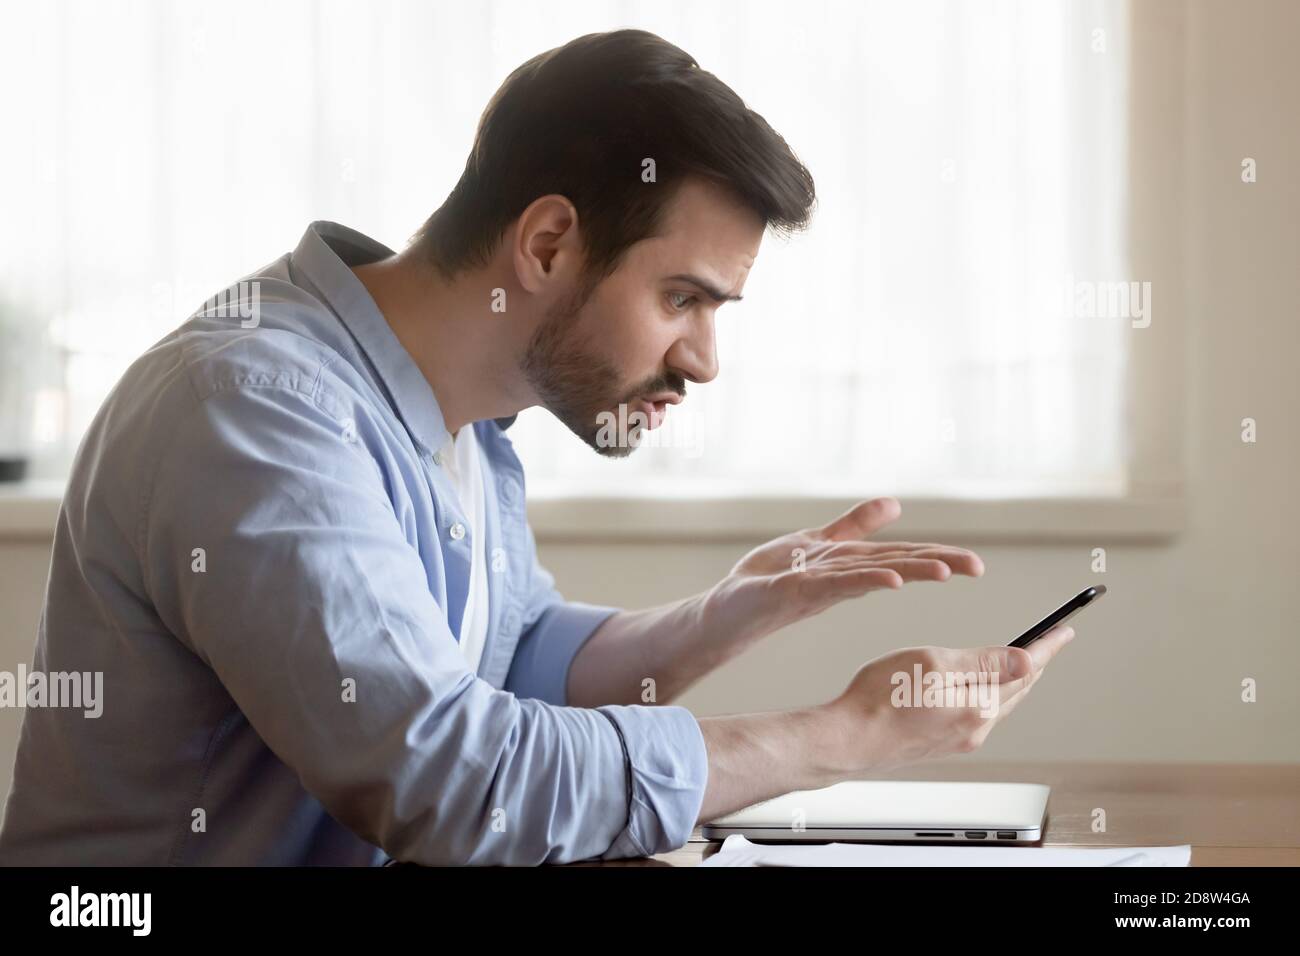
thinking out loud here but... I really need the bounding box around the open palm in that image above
[709,497,985,638]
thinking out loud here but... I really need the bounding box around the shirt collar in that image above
[291,220,521,450]
[290,220,454,454]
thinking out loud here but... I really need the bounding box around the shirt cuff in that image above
[504,600,620,706]
[595,703,709,859]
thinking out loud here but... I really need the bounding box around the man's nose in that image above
[669,313,719,385]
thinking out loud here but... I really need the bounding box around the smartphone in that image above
[1007,585,1107,649]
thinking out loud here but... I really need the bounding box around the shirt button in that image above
[430,449,444,467]
[449,522,466,540]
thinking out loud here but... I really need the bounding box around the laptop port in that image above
[964,831,987,839]
[914,832,954,838]
[997,831,1017,840]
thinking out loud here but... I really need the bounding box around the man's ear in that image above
[511,194,583,295]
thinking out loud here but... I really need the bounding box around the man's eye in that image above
[667,292,697,311]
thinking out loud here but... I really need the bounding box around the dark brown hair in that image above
[411,29,816,288]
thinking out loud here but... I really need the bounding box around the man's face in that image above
[520,177,764,457]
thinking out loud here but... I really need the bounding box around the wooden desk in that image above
[578,761,1300,866]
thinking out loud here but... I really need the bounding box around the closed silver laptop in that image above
[700,780,1050,844]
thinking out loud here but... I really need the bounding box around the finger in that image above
[971,683,1035,744]
[816,497,901,542]
[881,548,983,576]
[857,541,980,556]
[1022,624,1077,671]
[985,626,1076,697]
[812,555,952,580]
[946,630,1074,734]
[992,671,1044,715]
[937,644,1037,685]
[825,543,985,576]
[813,551,981,579]
[945,664,1042,745]
[864,558,957,582]
[873,553,982,578]
[982,646,1064,721]
[802,567,903,601]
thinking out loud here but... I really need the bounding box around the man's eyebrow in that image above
[665,273,743,303]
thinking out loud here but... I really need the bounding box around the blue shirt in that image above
[0,221,708,865]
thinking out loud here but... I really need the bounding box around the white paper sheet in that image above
[700,834,1192,867]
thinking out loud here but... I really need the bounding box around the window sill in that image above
[526,491,1184,544]
[0,482,1184,544]
[0,480,63,540]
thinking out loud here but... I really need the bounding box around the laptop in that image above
[700,780,1050,844]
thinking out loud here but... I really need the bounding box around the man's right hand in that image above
[694,626,1075,828]
[820,625,1077,775]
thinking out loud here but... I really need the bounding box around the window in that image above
[513,0,1134,502]
[0,0,1143,524]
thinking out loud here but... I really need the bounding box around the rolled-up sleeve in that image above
[500,457,709,856]
[142,382,707,864]
[595,704,709,859]
[502,518,620,706]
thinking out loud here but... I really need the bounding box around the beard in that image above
[520,281,685,458]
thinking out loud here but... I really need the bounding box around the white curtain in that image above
[0,0,1130,498]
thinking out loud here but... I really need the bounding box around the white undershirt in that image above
[439,424,489,674]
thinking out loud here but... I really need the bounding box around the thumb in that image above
[955,645,1033,682]
[818,496,901,541]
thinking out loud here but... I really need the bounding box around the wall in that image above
[1,0,1297,824]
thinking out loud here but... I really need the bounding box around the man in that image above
[0,29,1072,865]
